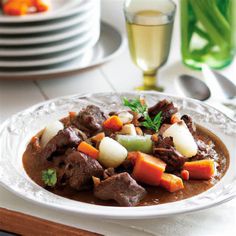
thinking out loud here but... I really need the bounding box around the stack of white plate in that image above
[0,0,100,69]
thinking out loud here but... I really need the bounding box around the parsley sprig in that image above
[42,169,57,187]
[123,97,162,132]
[123,97,147,114]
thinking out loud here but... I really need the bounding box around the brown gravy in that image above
[23,125,229,207]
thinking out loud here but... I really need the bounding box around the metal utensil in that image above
[201,64,236,99]
[177,73,236,119]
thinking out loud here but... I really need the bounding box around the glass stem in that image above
[136,70,163,91]
[143,71,157,88]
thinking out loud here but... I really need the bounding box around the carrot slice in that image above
[77,141,99,159]
[160,173,184,192]
[91,132,105,143]
[103,116,123,131]
[183,159,215,180]
[35,0,49,12]
[3,0,49,15]
[181,170,190,181]
[69,111,77,119]
[132,152,166,186]
[3,2,28,15]
[170,113,181,124]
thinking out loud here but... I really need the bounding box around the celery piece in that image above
[204,0,230,39]
[189,0,227,49]
[194,26,212,42]
[181,0,191,55]
[116,135,153,154]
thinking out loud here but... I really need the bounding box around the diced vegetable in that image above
[91,132,105,143]
[3,1,28,15]
[118,111,133,124]
[69,111,77,119]
[170,113,181,124]
[135,127,143,136]
[77,141,99,159]
[3,0,50,16]
[119,124,137,136]
[103,116,123,131]
[160,173,184,192]
[92,176,101,187]
[42,169,57,187]
[183,159,215,180]
[116,135,153,154]
[132,152,166,186]
[181,170,190,181]
[41,121,64,148]
[151,134,159,142]
[35,0,50,12]
[98,137,128,168]
[163,120,198,158]
[31,136,40,149]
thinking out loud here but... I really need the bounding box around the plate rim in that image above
[0,22,126,78]
[0,91,236,219]
[0,21,91,46]
[0,0,91,23]
[0,20,99,57]
[0,4,97,35]
[0,26,100,67]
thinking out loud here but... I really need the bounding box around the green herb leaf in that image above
[123,97,162,132]
[153,112,162,131]
[141,112,162,132]
[42,168,57,187]
[122,97,147,114]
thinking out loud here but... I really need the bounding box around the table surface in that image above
[0,0,236,235]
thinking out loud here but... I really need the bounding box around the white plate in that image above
[0,22,90,46]
[0,24,100,67]
[0,22,125,78]
[0,92,235,219]
[0,2,97,35]
[0,0,86,23]
[0,18,98,57]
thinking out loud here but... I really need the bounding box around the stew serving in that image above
[23,97,229,207]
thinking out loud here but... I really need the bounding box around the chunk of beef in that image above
[103,168,116,179]
[153,136,186,172]
[148,99,178,124]
[41,127,81,160]
[181,115,196,134]
[190,140,217,161]
[73,105,107,136]
[119,158,134,174]
[94,173,146,206]
[65,151,103,191]
[158,124,171,135]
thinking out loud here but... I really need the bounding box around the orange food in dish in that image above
[183,159,215,180]
[160,173,184,192]
[103,116,123,132]
[2,0,50,16]
[77,141,99,160]
[181,169,190,181]
[132,152,166,186]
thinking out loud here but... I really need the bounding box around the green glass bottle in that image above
[181,0,235,70]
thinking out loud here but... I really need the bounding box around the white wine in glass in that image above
[124,0,176,91]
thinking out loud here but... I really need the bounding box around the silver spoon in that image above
[176,74,236,119]
[201,64,236,103]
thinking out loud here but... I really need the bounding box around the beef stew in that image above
[23,97,229,207]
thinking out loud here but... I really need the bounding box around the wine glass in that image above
[124,0,176,91]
